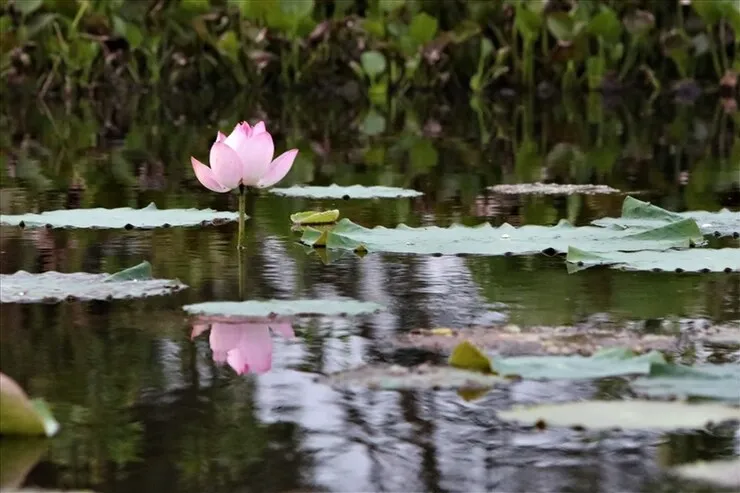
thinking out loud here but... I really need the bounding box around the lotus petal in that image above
[191,157,230,193]
[257,149,298,188]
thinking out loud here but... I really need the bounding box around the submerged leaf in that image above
[0,373,59,437]
[290,209,340,225]
[0,263,187,303]
[183,299,384,318]
[498,401,740,430]
[270,184,423,199]
[566,246,740,273]
[0,203,239,229]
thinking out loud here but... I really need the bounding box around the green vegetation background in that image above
[2,0,739,98]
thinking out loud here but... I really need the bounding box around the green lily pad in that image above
[290,209,340,225]
[489,183,620,195]
[301,217,703,256]
[632,364,740,402]
[326,364,508,391]
[592,196,740,237]
[497,401,740,430]
[0,439,49,489]
[566,246,740,273]
[182,299,384,319]
[0,203,239,229]
[270,184,423,199]
[490,347,667,380]
[0,373,59,437]
[0,261,187,303]
[670,458,740,489]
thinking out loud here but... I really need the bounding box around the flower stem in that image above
[238,248,245,299]
[237,184,246,250]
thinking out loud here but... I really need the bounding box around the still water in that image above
[1,92,739,493]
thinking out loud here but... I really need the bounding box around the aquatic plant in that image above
[2,0,738,99]
[190,120,298,248]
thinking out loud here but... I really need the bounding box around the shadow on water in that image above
[0,91,739,492]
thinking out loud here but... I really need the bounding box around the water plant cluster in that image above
[3,0,739,100]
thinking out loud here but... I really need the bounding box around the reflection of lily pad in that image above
[566,246,740,273]
[670,458,740,489]
[270,184,423,199]
[301,217,702,256]
[0,203,238,229]
[0,373,59,437]
[183,299,384,318]
[0,439,48,489]
[498,401,740,430]
[592,196,740,237]
[632,364,740,402]
[326,364,508,391]
[0,261,187,303]
[290,209,340,225]
[489,183,620,195]
[394,326,677,356]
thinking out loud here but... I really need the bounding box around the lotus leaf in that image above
[0,203,239,229]
[0,261,187,303]
[592,196,740,237]
[183,299,384,318]
[270,184,423,199]
[301,217,702,256]
[498,401,740,430]
[566,247,740,273]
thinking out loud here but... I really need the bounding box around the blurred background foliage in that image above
[1,0,739,101]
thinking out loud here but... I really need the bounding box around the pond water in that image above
[1,93,739,493]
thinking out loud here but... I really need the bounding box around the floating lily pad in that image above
[182,299,384,319]
[394,326,678,356]
[566,246,740,273]
[670,458,740,489]
[0,261,187,303]
[592,196,740,237]
[0,203,239,229]
[326,364,508,391]
[495,347,666,380]
[270,184,423,199]
[301,217,703,256]
[632,364,740,402]
[497,401,740,430]
[489,183,620,195]
[0,373,59,437]
[290,209,340,225]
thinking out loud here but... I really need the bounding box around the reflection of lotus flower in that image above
[191,121,298,192]
[191,321,294,375]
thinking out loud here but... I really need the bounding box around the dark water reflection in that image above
[1,93,739,492]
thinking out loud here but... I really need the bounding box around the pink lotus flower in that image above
[191,321,294,375]
[191,121,298,192]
